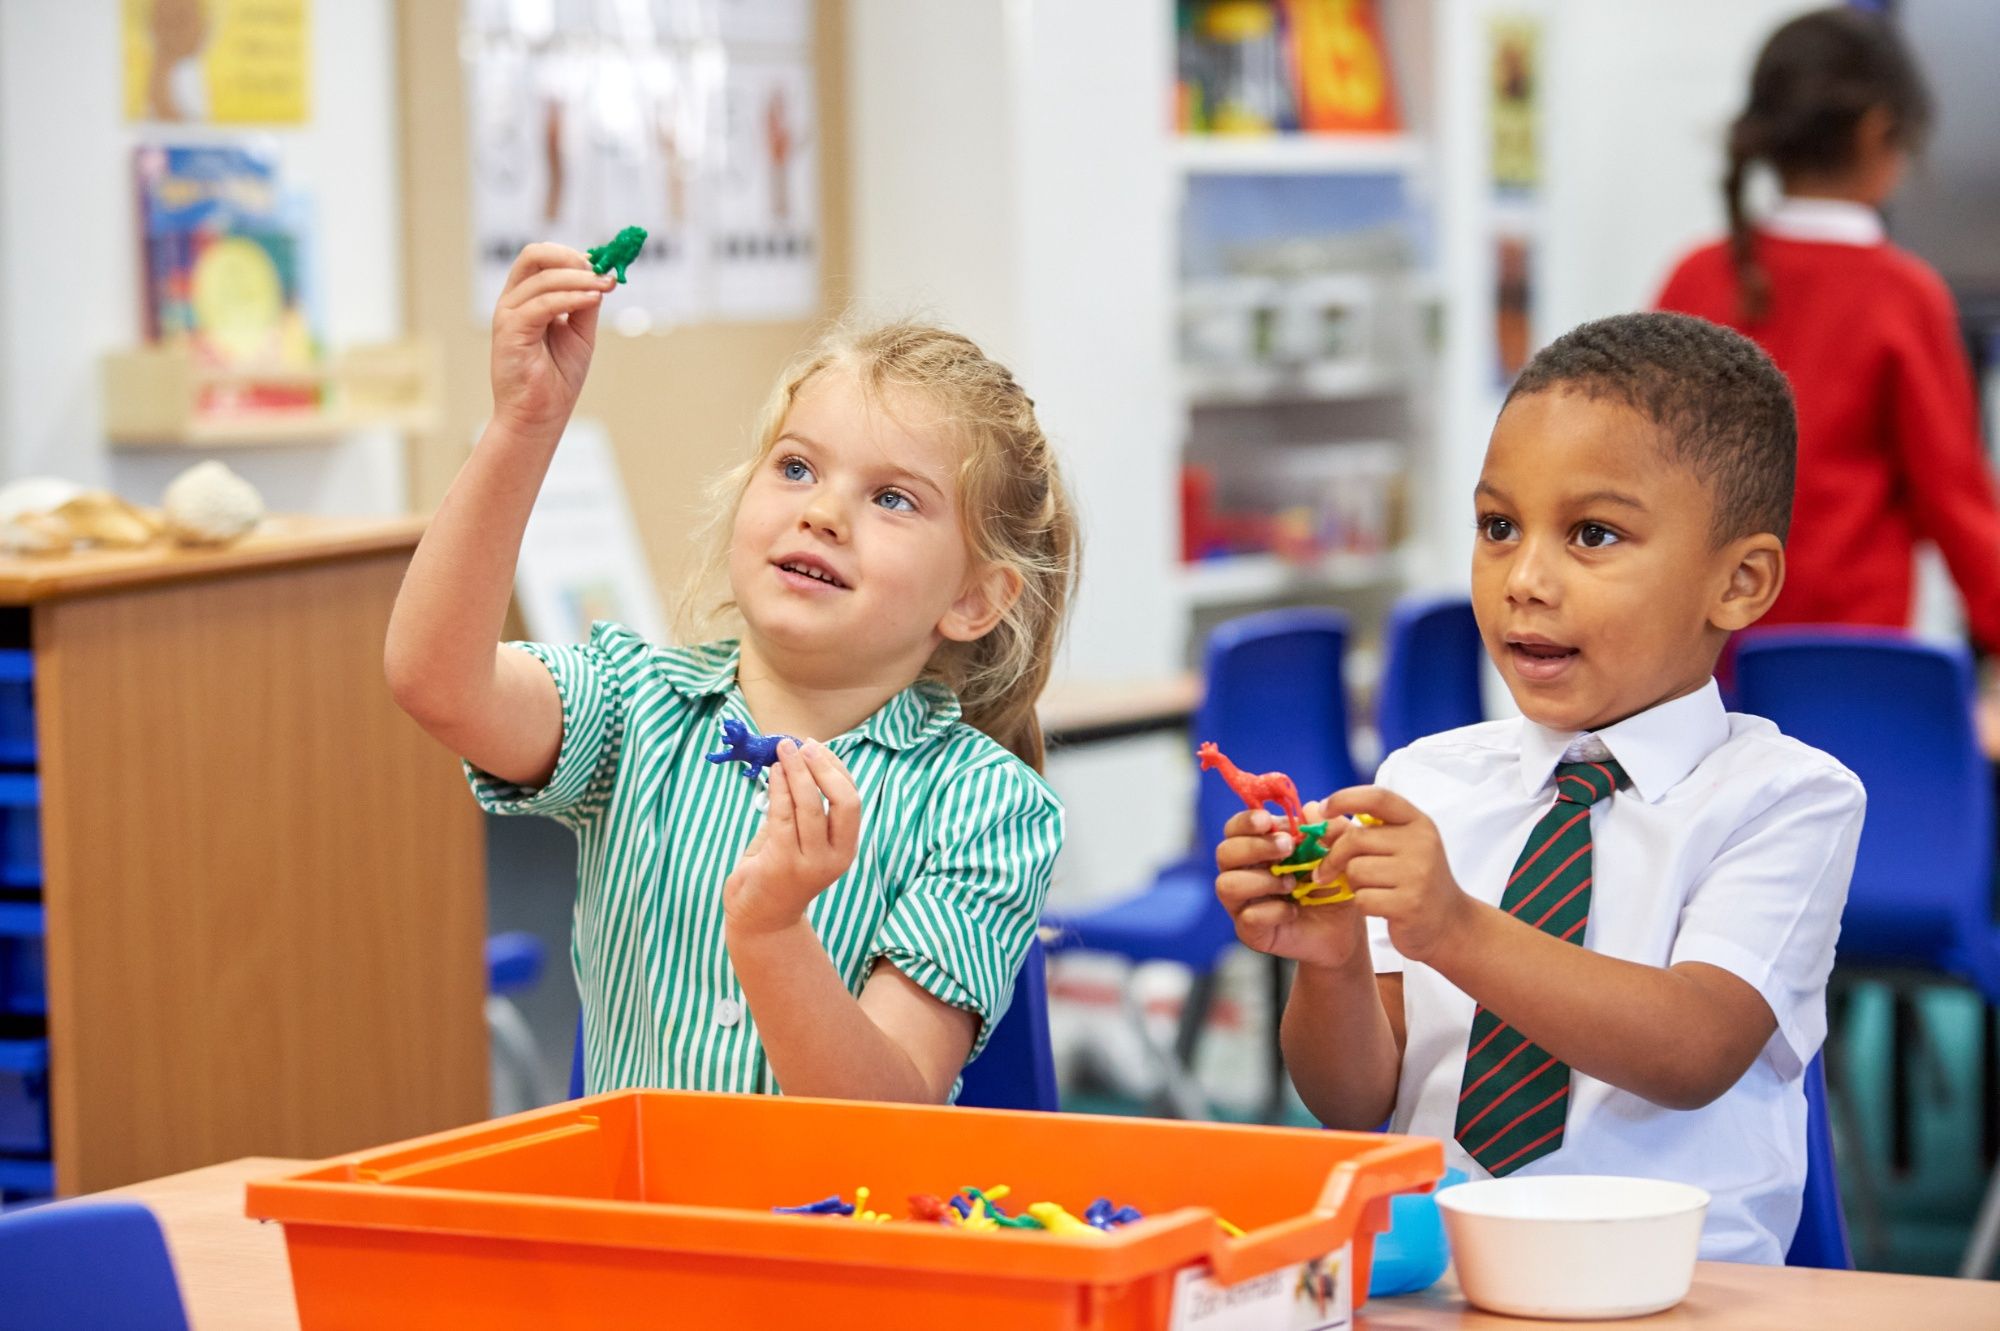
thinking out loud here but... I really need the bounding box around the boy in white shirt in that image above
[1215,312,1865,1264]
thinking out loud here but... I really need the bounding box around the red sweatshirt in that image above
[1657,232,2000,653]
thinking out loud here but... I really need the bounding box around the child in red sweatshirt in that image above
[1656,7,2000,660]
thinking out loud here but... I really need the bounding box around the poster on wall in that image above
[1488,16,1541,384]
[712,0,811,46]
[708,54,818,321]
[467,43,552,319]
[124,0,311,125]
[463,0,816,328]
[514,419,669,648]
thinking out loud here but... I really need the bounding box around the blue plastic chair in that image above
[1734,629,1995,990]
[956,936,1059,1111]
[566,938,1059,1112]
[1044,608,1363,1119]
[1735,628,1993,1271]
[1788,1053,1852,1269]
[487,931,556,1113]
[0,1201,190,1330]
[1375,594,1484,761]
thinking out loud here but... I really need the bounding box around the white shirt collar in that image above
[1517,679,1730,804]
[1761,196,1885,247]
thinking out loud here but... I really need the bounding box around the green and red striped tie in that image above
[1454,757,1625,1177]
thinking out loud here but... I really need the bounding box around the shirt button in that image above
[713,998,742,1028]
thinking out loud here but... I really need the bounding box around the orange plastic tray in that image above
[246,1090,1442,1330]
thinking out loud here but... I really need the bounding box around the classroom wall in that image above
[1421,0,1818,592]
[0,0,407,514]
[846,0,1180,686]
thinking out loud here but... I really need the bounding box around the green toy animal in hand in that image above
[587,226,648,284]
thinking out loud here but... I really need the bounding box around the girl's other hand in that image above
[723,740,862,938]
[490,243,615,437]
[1213,803,1368,971]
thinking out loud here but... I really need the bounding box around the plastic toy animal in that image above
[587,224,648,283]
[706,718,798,781]
[1197,741,1306,834]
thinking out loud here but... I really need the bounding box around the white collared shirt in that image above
[1761,195,1885,247]
[1367,680,1865,1264]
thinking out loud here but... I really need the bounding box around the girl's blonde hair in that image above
[680,319,1080,772]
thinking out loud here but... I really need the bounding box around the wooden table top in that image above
[78,1156,2000,1329]
[0,514,426,603]
[93,1157,302,1331]
[1038,672,1201,748]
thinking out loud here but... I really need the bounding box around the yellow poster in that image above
[1488,17,1540,190]
[124,0,310,125]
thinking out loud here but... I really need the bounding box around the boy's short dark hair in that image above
[1505,312,1796,543]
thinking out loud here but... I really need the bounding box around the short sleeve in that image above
[464,634,626,831]
[1668,762,1865,1076]
[875,757,1064,1064]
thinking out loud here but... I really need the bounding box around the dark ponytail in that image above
[1724,7,1932,324]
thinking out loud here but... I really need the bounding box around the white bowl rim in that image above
[1436,1174,1711,1223]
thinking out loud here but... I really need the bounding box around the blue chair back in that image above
[956,936,1059,1111]
[567,938,1059,1111]
[1788,1053,1852,1269]
[1195,609,1362,848]
[1734,629,1993,976]
[1376,594,1484,759]
[0,1201,190,1330]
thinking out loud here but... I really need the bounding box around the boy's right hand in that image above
[1214,800,1368,970]
[490,243,617,437]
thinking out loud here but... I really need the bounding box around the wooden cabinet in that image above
[0,517,486,1196]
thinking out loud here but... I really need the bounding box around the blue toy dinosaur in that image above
[705,717,799,781]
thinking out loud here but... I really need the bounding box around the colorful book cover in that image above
[1285,0,1401,134]
[133,142,321,408]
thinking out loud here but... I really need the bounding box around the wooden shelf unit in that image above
[100,340,441,448]
[2,515,487,1196]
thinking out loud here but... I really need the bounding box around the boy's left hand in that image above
[1316,786,1476,965]
[723,739,860,938]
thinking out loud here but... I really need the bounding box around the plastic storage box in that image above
[0,1035,49,1155]
[247,1089,1442,1330]
[0,774,38,889]
[0,901,43,1016]
[0,651,31,768]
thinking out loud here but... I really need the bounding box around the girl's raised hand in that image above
[489,243,617,437]
[1213,800,1367,970]
[722,740,862,938]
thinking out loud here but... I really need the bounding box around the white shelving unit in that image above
[1172,132,1425,177]
[1178,548,1406,608]
[1169,1,1441,655]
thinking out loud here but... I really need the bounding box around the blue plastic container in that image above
[0,777,39,889]
[0,903,45,1017]
[0,652,30,768]
[0,1038,50,1156]
[0,1154,52,1202]
[1364,1167,1466,1298]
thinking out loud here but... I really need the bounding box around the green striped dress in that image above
[466,622,1063,1099]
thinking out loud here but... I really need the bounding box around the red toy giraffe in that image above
[1197,742,1307,835]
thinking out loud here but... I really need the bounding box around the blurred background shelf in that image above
[1178,549,1403,607]
[1173,133,1423,176]
[100,339,440,448]
[1181,359,1408,407]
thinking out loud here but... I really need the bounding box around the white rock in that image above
[162,461,265,546]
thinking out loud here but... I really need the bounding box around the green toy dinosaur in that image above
[587,225,648,284]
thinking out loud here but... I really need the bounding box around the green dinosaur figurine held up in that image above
[587,225,648,284]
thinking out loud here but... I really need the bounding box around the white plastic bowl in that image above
[1436,1175,1709,1320]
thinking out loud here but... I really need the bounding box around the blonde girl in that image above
[386,244,1079,1102]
